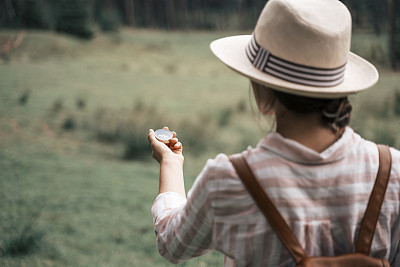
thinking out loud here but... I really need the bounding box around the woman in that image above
[148,0,400,266]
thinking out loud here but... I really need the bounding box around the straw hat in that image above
[210,0,379,98]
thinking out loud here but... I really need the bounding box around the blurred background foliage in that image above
[1,0,400,67]
[0,1,400,266]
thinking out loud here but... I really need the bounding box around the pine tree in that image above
[54,0,94,39]
[388,0,400,70]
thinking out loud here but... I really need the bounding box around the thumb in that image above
[148,129,166,149]
[148,129,162,147]
[148,129,156,143]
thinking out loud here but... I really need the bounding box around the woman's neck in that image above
[274,103,344,153]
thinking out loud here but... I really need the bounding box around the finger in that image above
[163,126,169,130]
[174,142,182,149]
[148,129,163,147]
[173,143,183,153]
[168,139,178,149]
[172,131,177,138]
[148,129,156,142]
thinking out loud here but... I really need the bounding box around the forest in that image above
[1,0,400,69]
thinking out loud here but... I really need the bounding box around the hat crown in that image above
[254,0,352,69]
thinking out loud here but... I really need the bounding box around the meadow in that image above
[0,28,399,266]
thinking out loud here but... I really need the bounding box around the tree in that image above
[124,0,135,27]
[54,0,94,39]
[389,0,396,69]
[238,0,247,30]
[0,0,52,29]
[365,0,388,34]
[1,0,16,24]
[165,0,176,29]
[144,0,155,27]
[341,0,362,27]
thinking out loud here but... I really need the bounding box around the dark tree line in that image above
[0,0,399,69]
[0,0,396,32]
[0,0,266,31]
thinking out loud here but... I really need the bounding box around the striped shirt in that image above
[151,127,400,267]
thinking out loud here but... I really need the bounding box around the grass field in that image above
[0,28,399,266]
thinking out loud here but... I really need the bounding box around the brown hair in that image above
[251,81,352,133]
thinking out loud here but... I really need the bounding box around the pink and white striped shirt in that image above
[151,127,400,267]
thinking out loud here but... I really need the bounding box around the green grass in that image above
[0,28,399,266]
[0,131,223,266]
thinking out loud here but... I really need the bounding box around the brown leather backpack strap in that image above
[355,144,392,255]
[229,154,307,264]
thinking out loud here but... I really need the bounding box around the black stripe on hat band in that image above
[267,61,345,81]
[269,56,346,76]
[246,35,346,87]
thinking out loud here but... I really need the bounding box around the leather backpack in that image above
[229,144,392,267]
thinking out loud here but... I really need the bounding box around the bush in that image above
[123,135,151,160]
[0,196,45,258]
[54,0,94,39]
[52,98,64,113]
[91,105,164,160]
[1,225,44,257]
[371,128,397,147]
[75,96,87,111]
[218,108,232,127]
[175,116,212,156]
[18,90,30,105]
[89,104,216,160]
[62,116,76,131]
[92,108,124,143]
[237,99,247,112]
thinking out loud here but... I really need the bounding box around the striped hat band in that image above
[246,35,346,87]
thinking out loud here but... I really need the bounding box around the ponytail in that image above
[274,91,352,133]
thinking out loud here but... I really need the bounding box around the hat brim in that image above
[210,35,379,99]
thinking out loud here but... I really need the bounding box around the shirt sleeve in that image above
[150,157,223,264]
[151,192,187,226]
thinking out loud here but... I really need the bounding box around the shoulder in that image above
[200,145,262,178]
[349,130,400,161]
[388,145,400,160]
[194,153,238,188]
[389,146,400,177]
[355,135,400,179]
[188,148,261,198]
[189,151,263,223]
[203,153,234,173]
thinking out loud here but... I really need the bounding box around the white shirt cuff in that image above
[151,192,187,224]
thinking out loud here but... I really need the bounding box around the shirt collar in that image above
[258,127,361,165]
